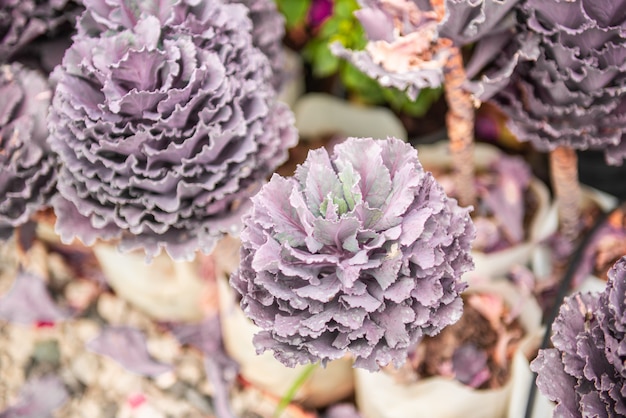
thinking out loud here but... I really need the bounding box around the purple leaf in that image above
[354,7,394,43]
[532,349,581,418]
[168,316,238,418]
[451,343,491,388]
[479,155,530,245]
[0,272,67,325]
[438,0,522,46]
[86,326,172,377]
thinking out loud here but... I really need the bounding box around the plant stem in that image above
[549,146,581,240]
[272,363,318,418]
[442,45,477,208]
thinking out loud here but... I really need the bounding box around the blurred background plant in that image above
[276,0,441,119]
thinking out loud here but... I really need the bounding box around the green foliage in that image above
[275,0,311,28]
[272,364,318,418]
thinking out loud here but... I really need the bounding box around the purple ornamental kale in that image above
[48,0,297,260]
[331,0,447,100]
[231,137,475,371]
[0,0,81,63]
[225,0,286,89]
[531,256,626,417]
[0,63,56,239]
[494,0,626,164]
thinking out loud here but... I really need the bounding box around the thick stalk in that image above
[549,146,581,240]
[442,45,477,208]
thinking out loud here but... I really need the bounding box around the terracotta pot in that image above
[416,141,555,284]
[355,281,543,418]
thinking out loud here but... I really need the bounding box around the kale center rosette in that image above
[48,0,297,261]
[231,137,475,371]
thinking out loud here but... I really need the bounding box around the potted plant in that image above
[355,280,542,418]
[565,203,626,294]
[416,141,554,282]
[229,136,474,407]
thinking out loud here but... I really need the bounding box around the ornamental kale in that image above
[495,0,626,162]
[0,63,56,239]
[531,256,626,417]
[48,0,297,261]
[231,137,475,371]
[331,0,447,100]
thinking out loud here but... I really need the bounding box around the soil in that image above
[426,163,538,253]
[275,134,339,177]
[402,293,525,390]
[588,207,626,280]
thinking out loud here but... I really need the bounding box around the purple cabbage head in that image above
[531,256,626,417]
[0,0,82,63]
[330,0,447,100]
[494,0,626,163]
[231,137,475,371]
[0,63,56,239]
[48,0,297,261]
